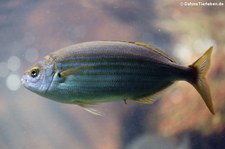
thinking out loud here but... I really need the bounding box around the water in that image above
[0,0,224,149]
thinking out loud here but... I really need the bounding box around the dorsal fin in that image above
[128,41,176,63]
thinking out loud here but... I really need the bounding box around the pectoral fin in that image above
[59,66,90,78]
[79,104,103,116]
[82,107,103,116]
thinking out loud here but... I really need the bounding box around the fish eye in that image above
[30,67,39,78]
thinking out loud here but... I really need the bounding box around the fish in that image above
[21,41,214,114]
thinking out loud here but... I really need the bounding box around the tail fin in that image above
[189,47,214,114]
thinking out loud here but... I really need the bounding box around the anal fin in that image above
[136,96,158,104]
[135,86,172,104]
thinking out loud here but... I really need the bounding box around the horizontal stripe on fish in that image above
[60,81,160,88]
[56,59,174,69]
[57,54,159,63]
[60,74,173,89]
[55,64,178,79]
[54,49,153,62]
[58,63,170,73]
[66,75,168,83]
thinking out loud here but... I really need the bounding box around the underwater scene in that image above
[0,0,225,149]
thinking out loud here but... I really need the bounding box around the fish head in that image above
[21,56,55,96]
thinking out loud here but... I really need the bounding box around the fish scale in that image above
[21,41,214,114]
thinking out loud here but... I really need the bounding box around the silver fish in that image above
[21,41,214,114]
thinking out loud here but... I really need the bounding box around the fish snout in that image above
[21,76,27,86]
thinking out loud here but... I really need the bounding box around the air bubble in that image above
[6,74,21,91]
[7,56,21,71]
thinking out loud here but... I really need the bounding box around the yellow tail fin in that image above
[189,47,214,114]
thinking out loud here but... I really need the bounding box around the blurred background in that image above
[0,0,224,149]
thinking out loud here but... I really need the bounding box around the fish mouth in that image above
[21,77,25,85]
[21,75,35,89]
[21,76,28,88]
